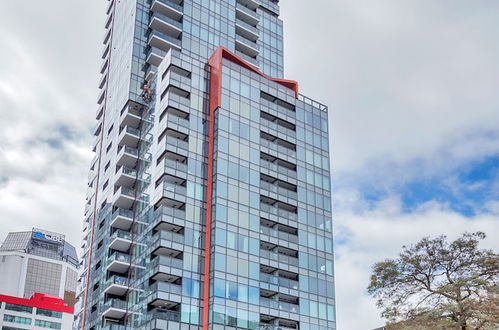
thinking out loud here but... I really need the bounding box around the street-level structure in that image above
[0,229,79,330]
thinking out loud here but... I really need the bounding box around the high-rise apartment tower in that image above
[78,1,335,329]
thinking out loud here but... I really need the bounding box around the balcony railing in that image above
[236,18,259,35]
[260,249,299,267]
[260,273,299,290]
[260,297,299,313]
[260,159,296,178]
[162,135,189,151]
[235,34,259,51]
[117,165,137,177]
[102,324,126,330]
[104,298,127,311]
[154,205,186,221]
[150,281,182,295]
[108,251,131,264]
[153,230,185,245]
[260,138,295,157]
[236,3,259,22]
[151,12,182,29]
[111,229,133,241]
[260,226,298,244]
[151,255,183,269]
[115,186,136,198]
[149,309,181,322]
[259,324,299,330]
[120,146,139,156]
[149,30,182,48]
[154,0,183,13]
[122,126,141,137]
[260,118,296,138]
[260,203,297,222]
[235,50,258,65]
[162,157,188,173]
[164,113,189,129]
[162,182,187,196]
[113,208,134,221]
[106,275,129,287]
[260,181,297,200]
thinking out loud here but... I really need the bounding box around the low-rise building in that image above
[0,229,79,330]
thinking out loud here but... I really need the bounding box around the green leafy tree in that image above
[368,232,499,330]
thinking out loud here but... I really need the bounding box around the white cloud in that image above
[280,2,499,328]
[281,1,499,175]
[0,2,497,330]
[0,1,104,246]
[333,194,499,329]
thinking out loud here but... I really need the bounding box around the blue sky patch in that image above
[359,154,499,217]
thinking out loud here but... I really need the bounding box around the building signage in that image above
[32,228,65,244]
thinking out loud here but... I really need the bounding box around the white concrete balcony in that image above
[109,229,133,252]
[116,146,138,167]
[151,0,183,21]
[237,0,259,10]
[102,298,127,319]
[235,34,259,58]
[148,30,181,54]
[110,208,134,230]
[103,28,112,45]
[100,58,109,74]
[105,12,113,29]
[260,297,300,314]
[104,275,129,296]
[102,42,110,59]
[97,88,106,105]
[149,12,182,38]
[112,186,136,209]
[106,0,114,15]
[236,18,259,42]
[115,166,138,187]
[157,156,187,180]
[117,126,141,147]
[99,73,107,89]
[96,104,104,120]
[236,3,259,26]
[146,47,167,67]
[119,105,142,127]
[106,252,131,273]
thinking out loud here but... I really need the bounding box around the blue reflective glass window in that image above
[226,281,238,300]
[215,204,227,222]
[214,278,225,298]
[227,231,236,250]
[228,161,239,179]
[248,286,259,305]
[249,261,259,280]
[217,158,228,176]
[217,181,227,199]
[227,255,238,274]
[237,309,249,328]
[310,300,318,318]
[215,228,226,246]
[239,166,249,183]
[218,114,229,132]
[214,253,226,272]
[238,284,248,303]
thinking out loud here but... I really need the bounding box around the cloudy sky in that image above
[0,1,498,329]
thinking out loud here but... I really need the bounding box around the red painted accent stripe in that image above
[0,293,74,314]
[201,46,299,330]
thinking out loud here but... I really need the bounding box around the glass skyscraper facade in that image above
[78,1,335,330]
